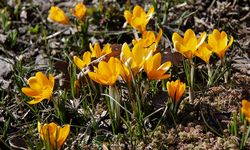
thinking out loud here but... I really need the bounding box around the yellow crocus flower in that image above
[132,28,163,52]
[241,99,250,122]
[144,53,171,80]
[22,72,54,104]
[167,80,186,102]
[195,42,212,63]
[38,122,70,150]
[208,29,234,59]
[48,6,70,25]
[88,57,121,86]
[71,3,87,20]
[120,42,152,75]
[172,29,206,59]
[124,5,154,33]
[73,51,91,70]
[90,43,112,58]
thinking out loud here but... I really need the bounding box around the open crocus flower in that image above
[208,29,234,59]
[124,5,154,33]
[167,80,186,102]
[241,99,250,122]
[38,122,70,150]
[48,6,70,25]
[120,42,152,75]
[172,29,206,59]
[73,51,91,70]
[133,28,163,52]
[71,3,87,20]
[195,42,212,63]
[144,53,171,80]
[22,72,54,104]
[90,43,112,58]
[88,57,121,86]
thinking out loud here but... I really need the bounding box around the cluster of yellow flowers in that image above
[75,42,172,85]
[20,2,88,148]
[48,3,86,25]
[172,29,234,63]
[73,43,112,70]
[123,5,186,100]
[21,72,69,149]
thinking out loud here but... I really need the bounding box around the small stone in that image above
[0,56,13,78]
[35,53,49,69]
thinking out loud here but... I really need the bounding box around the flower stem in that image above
[109,85,121,122]
[189,59,195,102]
[221,58,228,84]
[207,63,212,86]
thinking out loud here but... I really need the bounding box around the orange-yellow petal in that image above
[183,29,197,52]
[27,77,42,92]
[73,56,85,69]
[28,97,44,104]
[195,43,212,63]
[22,87,40,97]
[36,71,50,87]
[57,124,70,148]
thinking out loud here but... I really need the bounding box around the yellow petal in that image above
[36,72,50,86]
[183,29,197,52]
[156,28,163,44]
[144,55,154,73]
[102,44,112,55]
[174,42,192,59]
[224,35,234,52]
[27,77,42,92]
[83,51,91,65]
[108,57,116,75]
[132,43,144,67]
[88,72,103,85]
[195,43,212,63]
[98,61,111,77]
[175,82,186,101]
[120,43,132,63]
[146,5,154,19]
[133,5,145,17]
[158,61,172,71]
[37,122,43,139]
[120,64,132,83]
[57,124,70,149]
[157,74,171,80]
[93,43,102,58]
[27,97,44,104]
[167,81,176,100]
[124,11,132,23]
[196,32,206,49]
[22,87,40,96]
[213,29,221,40]
[172,32,183,45]
[208,32,218,52]
[74,56,85,69]
[219,31,228,51]
[152,53,161,69]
